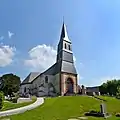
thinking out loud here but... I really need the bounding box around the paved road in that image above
[0,97,44,117]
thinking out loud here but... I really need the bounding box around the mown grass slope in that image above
[2,96,120,120]
[4,96,101,120]
[95,96,120,115]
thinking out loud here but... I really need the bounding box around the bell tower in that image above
[57,22,73,63]
[57,22,78,95]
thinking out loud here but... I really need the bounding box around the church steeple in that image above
[56,21,77,75]
[60,22,71,43]
[57,22,73,63]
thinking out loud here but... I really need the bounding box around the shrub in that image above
[85,110,104,117]
[0,91,4,109]
[8,92,20,103]
[12,98,18,103]
[116,113,120,117]
[90,110,98,113]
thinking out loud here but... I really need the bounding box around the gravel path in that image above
[0,97,44,117]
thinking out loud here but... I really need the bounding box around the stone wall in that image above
[19,84,31,96]
[17,98,32,103]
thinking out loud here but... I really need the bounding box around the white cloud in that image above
[24,44,77,72]
[24,44,57,72]
[0,44,16,67]
[8,31,14,39]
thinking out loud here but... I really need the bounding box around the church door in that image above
[66,78,74,93]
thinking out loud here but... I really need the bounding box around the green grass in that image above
[94,96,120,115]
[1,96,36,111]
[2,96,120,120]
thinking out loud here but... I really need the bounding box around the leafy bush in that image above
[7,92,20,103]
[90,110,98,113]
[116,86,120,99]
[11,98,18,103]
[85,110,104,117]
[0,91,4,109]
[116,113,120,117]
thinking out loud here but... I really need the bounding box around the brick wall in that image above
[60,73,77,95]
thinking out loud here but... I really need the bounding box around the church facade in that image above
[20,22,78,97]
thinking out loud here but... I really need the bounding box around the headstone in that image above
[100,103,107,117]
[5,96,8,100]
[93,92,96,96]
[98,92,101,96]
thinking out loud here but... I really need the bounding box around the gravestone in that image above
[100,103,107,117]
[93,92,96,96]
[98,92,101,96]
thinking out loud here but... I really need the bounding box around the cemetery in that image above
[0,95,120,120]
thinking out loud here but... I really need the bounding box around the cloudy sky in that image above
[0,0,120,86]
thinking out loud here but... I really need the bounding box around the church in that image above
[20,22,78,97]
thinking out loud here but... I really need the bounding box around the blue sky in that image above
[0,0,120,86]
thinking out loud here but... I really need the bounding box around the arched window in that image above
[24,87,26,92]
[68,45,71,50]
[45,76,48,83]
[65,43,67,49]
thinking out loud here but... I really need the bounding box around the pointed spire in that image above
[60,20,71,42]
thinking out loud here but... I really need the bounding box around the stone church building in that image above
[20,22,78,97]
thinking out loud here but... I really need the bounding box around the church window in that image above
[24,87,26,92]
[45,76,48,83]
[68,45,71,50]
[65,43,67,49]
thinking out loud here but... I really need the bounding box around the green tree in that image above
[116,86,120,99]
[0,91,4,109]
[99,83,107,94]
[99,79,120,96]
[0,73,21,96]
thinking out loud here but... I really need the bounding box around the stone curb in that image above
[0,98,44,117]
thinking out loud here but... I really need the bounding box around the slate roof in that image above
[22,61,77,85]
[22,72,40,84]
[60,22,71,43]
[41,63,60,75]
[86,86,100,92]
[41,60,77,76]
[61,61,77,75]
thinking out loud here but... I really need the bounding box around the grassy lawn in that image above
[94,96,120,115]
[1,96,120,120]
[1,96,36,111]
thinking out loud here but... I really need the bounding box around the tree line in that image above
[99,79,120,98]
